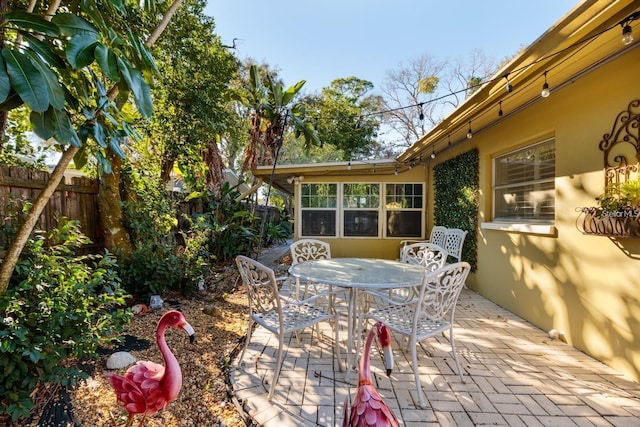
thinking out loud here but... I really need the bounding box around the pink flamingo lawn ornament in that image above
[343,321,400,427]
[107,310,195,427]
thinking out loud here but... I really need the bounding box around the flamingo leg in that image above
[137,413,148,427]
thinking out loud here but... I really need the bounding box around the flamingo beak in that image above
[376,322,394,376]
[384,345,394,376]
[182,322,196,343]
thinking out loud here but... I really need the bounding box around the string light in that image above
[622,21,634,45]
[541,71,551,98]
[466,121,473,139]
[498,101,503,117]
[504,74,513,93]
[347,161,351,171]
[418,103,425,121]
[394,168,398,175]
[303,10,639,125]
[430,146,436,159]
[448,134,451,146]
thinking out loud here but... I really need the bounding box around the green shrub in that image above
[0,219,131,421]
[119,165,182,298]
[117,243,182,299]
[193,182,260,261]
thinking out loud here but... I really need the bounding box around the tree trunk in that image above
[97,148,133,257]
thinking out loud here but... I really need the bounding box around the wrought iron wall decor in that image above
[577,99,640,237]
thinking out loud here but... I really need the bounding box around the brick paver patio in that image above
[231,246,640,426]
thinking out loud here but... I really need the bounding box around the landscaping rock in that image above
[203,305,222,317]
[106,351,137,370]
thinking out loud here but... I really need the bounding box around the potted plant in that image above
[586,177,640,237]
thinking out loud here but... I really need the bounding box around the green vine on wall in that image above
[433,148,479,271]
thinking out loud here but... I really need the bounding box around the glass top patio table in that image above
[288,257,426,380]
[288,257,425,289]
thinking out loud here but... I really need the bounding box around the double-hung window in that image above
[343,183,379,237]
[300,183,338,237]
[493,138,555,222]
[385,183,424,237]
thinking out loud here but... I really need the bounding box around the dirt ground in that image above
[16,260,271,427]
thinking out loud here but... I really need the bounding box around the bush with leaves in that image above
[119,166,182,299]
[0,219,131,421]
[193,182,261,262]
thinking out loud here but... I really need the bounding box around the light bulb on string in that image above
[430,146,436,159]
[498,101,503,117]
[467,121,473,139]
[541,71,551,98]
[504,74,513,93]
[622,22,634,45]
[347,161,351,171]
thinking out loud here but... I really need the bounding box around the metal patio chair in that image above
[366,261,471,408]
[235,255,339,400]
[370,243,449,306]
[442,228,468,263]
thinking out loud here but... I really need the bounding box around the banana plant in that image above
[238,63,321,173]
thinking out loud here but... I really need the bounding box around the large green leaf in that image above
[126,29,159,74]
[282,80,305,106]
[117,58,152,117]
[66,34,99,69]
[92,121,106,148]
[5,11,60,37]
[22,33,66,69]
[73,145,89,169]
[24,50,65,110]
[109,137,126,159]
[30,110,55,140]
[2,47,49,112]
[48,108,81,146]
[94,45,119,82]
[51,14,99,37]
[0,56,10,103]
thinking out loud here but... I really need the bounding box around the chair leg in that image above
[268,333,285,400]
[411,337,426,408]
[238,319,254,366]
[449,326,464,382]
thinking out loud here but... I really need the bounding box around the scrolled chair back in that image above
[290,238,331,265]
[416,261,470,322]
[235,255,281,316]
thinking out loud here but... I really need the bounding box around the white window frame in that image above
[342,182,381,238]
[298,182,339,238]
[383,182,425,239]
[488,138,556,230]
[298,181,425,239]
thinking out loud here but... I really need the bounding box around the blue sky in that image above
[204,1,579,95]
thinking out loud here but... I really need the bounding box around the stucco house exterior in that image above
[252,0,640,382]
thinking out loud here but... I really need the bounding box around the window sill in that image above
[481,222,557,236]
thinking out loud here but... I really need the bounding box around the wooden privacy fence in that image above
[0,166,101,250]
[0,165,282,253]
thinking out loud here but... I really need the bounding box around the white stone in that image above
[106,351,137,370]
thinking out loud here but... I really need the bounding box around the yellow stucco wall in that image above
[450,48,640,381]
